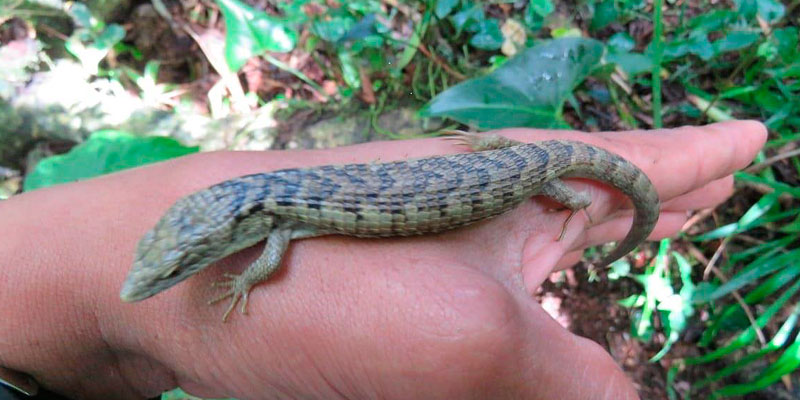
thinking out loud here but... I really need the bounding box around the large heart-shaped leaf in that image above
[216,0,298,71]
[420,37,604,129]
[24,130,198,191]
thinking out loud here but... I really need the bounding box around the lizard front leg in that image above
[209,221,324,321]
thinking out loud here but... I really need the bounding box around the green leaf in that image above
[337,48,361,89]
[687,10,739,33]
[608,258,631,280]
[688,279,800,365]
[711,31,760,54]
[162,387,237,400]
[692,248,800,303]
[24,131,199,191]
[773,27,799,60]
[606,52,653,76]
[469,19,504,50]
[66,2,95,29]
[663,31,714,60]
[590,0,618,31]
[451,4,484,34]
[714,340,800,397]
[607,32,636,52]
[216,0,297,71]
[339,14,380,43]
[94,24,126,50]
[734,0,758,19]
[695,303,800,389]
[523,4,545,30]
[756,0,785,23]
[529,0,554,17]
[435,0,459,18]
[420,37,604,129]
[311,15,355,42]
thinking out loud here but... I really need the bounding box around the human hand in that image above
[0,121,766,399]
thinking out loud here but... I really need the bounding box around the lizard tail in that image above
[551,140,661,269]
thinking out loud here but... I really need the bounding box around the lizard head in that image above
[119,196,234,303]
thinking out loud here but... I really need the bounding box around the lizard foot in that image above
[441,130,521,151]
[209,273,254,322]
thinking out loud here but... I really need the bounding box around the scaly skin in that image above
[120,136,660,320]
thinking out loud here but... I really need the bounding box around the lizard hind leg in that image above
[442,131,524,151]
[536,179,593,241]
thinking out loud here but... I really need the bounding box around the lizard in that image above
[119,133,660,321]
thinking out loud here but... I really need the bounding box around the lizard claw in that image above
[209,274,253,322]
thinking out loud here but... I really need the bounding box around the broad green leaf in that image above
[65,23,125,74]
[773,27,799,60]
[24,130,199,191]
[529,0,554,17]
[435,0,459,18]
[66,2,95,29]
[687,10,739,33]
[712,31,760,55]
[663,31,714,60]
[312,15,355,42]
[606,52,653,76]
[420,38,604,129]
[451,4,484,34]
[734,0,758,18]
[590,0,617,31]
[469,19,504,50]
[216,0,297,71]
[608,258,631,280]
[339,14,380,43]
[607,32,635,52]
[523,4,545,30]
[756,0,785,22]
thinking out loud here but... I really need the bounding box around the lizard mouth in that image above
[119,275,153,302]
[119,262,172,303]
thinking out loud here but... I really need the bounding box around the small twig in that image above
[744,147,800,174]
[703,236,730,281]
[685,242,710,265]
[359,65,376,104]
[681,207,716,233]
[416,43,466,81]
[36,23,68,41]
[261,53,329,101]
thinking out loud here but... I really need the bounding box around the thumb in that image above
[519,302,640,400]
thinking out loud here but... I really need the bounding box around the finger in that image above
[660,176,733,212]
[554,250,584,271]
[516,304,641,400]
[579,211,689,251]
[497,120,766,202]
[577,175,732,234]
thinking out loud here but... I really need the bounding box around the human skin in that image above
[0,121,766,399]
